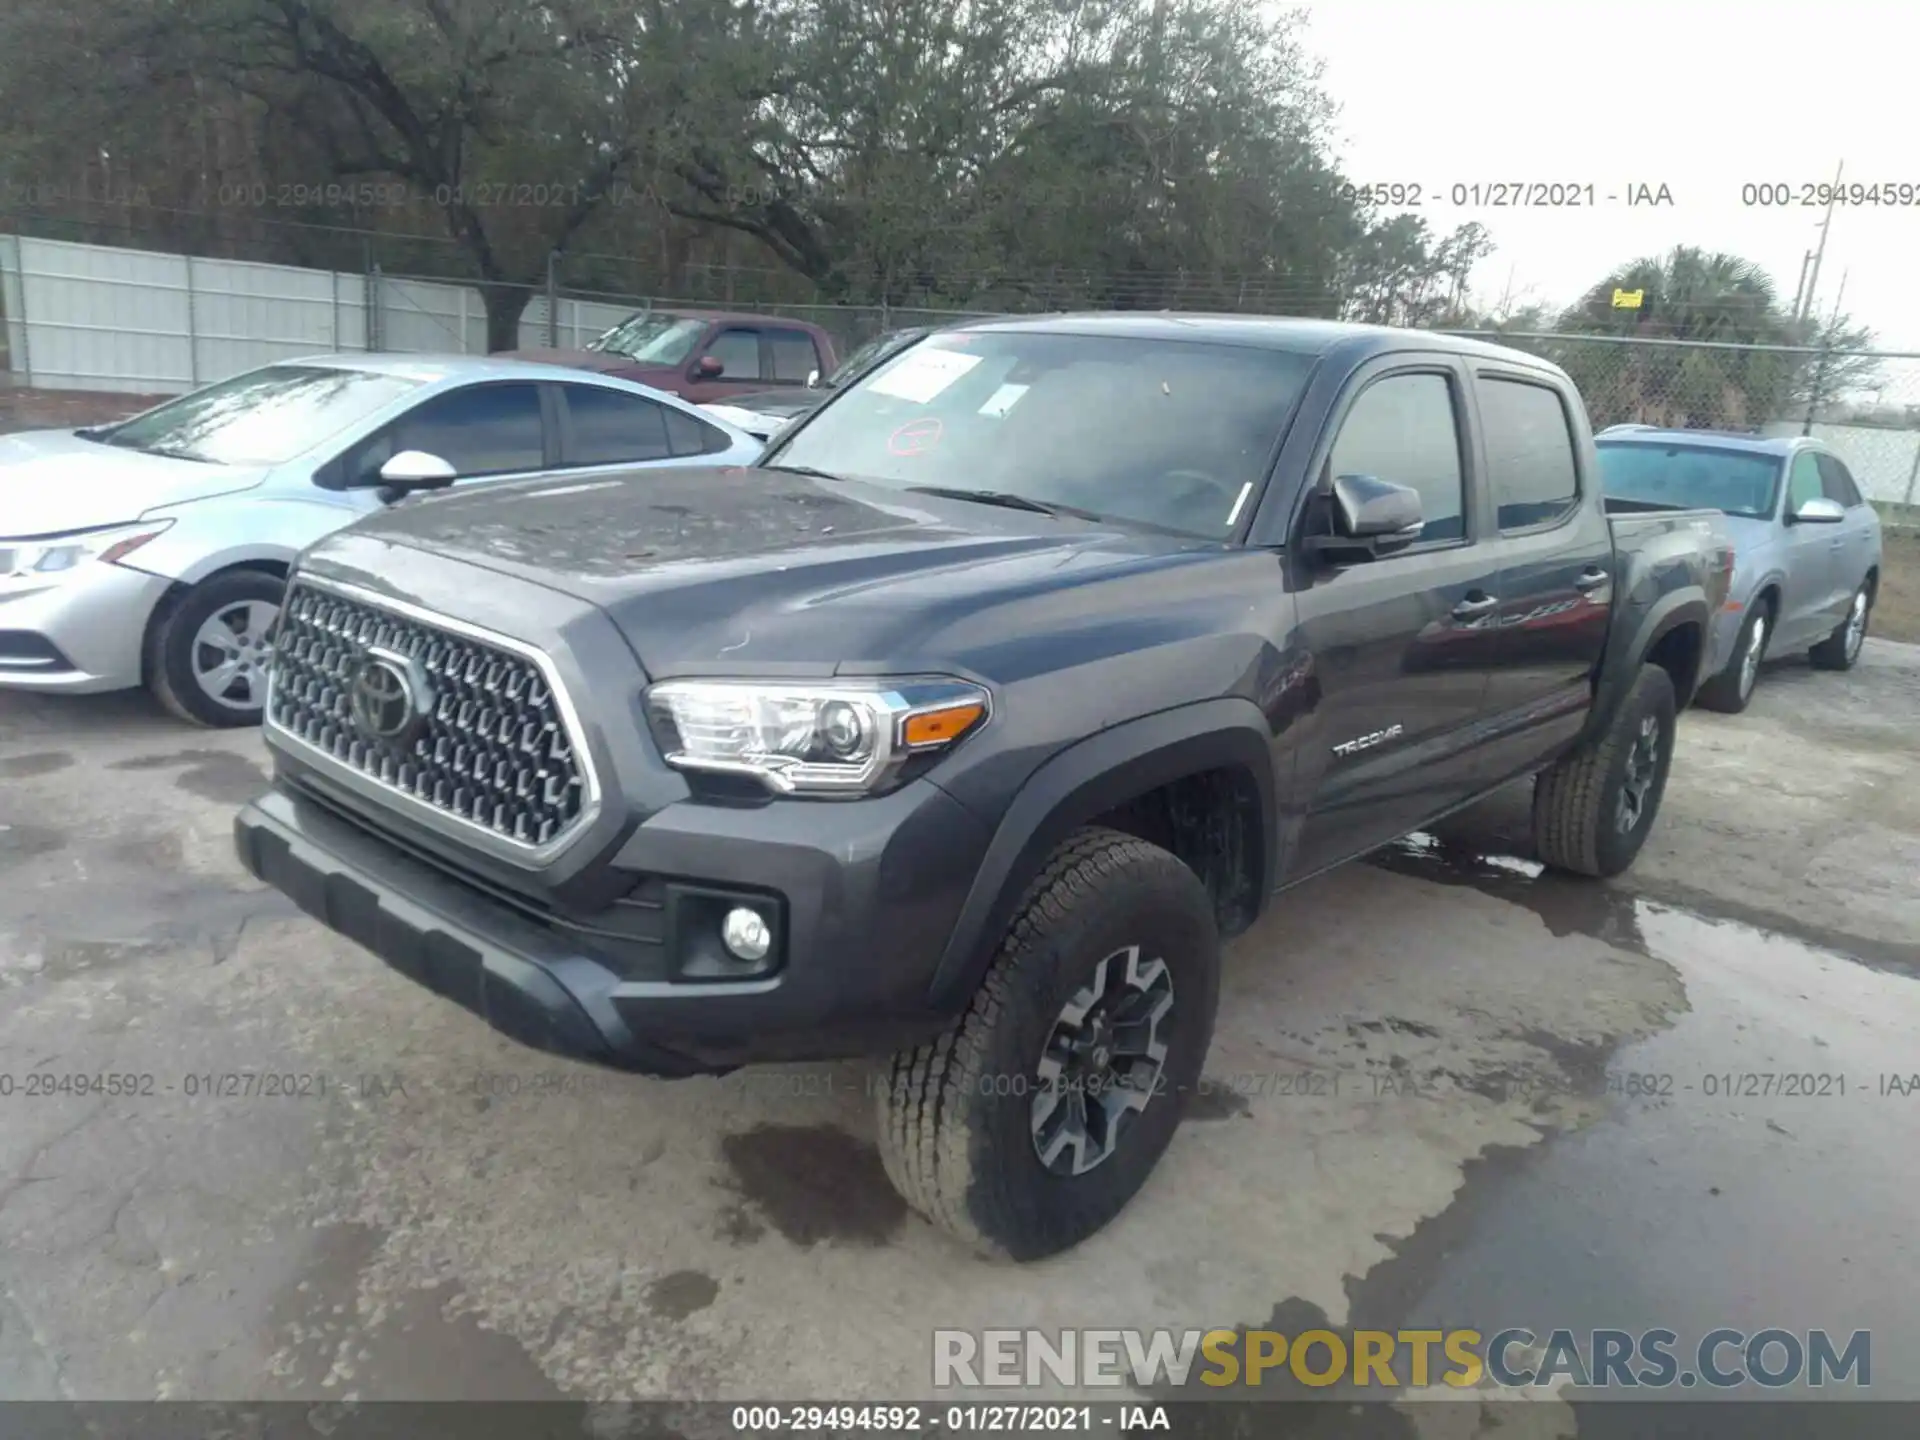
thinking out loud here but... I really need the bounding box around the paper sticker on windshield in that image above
[978,383,1028,418]
[868,349,981,404]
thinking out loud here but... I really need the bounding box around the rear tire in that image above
[1809,582,1870,671]
[875,827,1220,1260]
[1695,603,1769,713]
[146,569,285,728]
[1532,663,1676,878]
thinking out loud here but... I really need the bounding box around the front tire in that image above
[146,569,285,727]
[1809,582,1870,671]
[875,828,1220,1260]
[1532,663,1677,878]
[1695,603,1769,713]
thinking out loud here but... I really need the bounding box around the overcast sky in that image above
[1294,0,1920,351]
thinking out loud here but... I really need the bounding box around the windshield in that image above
[1596,441,1782,521]
[87,364,424,466]
[771,331,1313,538]
[826,329,926,387]
[587,313,706,364]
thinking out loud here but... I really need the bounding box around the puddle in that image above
[109,748,269,805]
[1330,893,1920,1400]
[268,1223,564,1400]
[0,752,74,779]
[644,1269,720,1320]
[716,1123,908,1248]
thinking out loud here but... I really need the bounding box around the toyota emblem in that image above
[349,652,427,746]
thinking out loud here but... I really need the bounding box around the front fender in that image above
[925,697,1278,1009]
[126,494,365,585]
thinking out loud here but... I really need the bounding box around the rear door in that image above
[553,382,742,470]
[1775,448,1838,645]
[1472,368,1613,784]
[1815,451,1876,604]
[765,327,828,387]
[1286,356,1508,873]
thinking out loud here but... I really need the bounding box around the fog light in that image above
[722,906,772,962]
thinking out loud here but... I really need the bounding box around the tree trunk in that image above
[480,283,533,352]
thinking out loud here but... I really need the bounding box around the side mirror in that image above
[1305,474,1425,561]
[1790,496,1845,525]
[694,355,725,379]
[379,450,458,488]
[805,368,821,388]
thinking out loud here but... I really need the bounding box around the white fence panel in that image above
[378,275,483,356]
[1760,420,1920,506]
[188,254,366,379]
[9,236,195,391]
[0,234,22,381]
[514,296,633,350]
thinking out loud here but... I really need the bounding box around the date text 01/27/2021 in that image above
[1334,181,1674,208]
[729,1405,1167,1433]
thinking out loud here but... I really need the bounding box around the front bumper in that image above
[0,563,170,692]
[235,773,992,1075]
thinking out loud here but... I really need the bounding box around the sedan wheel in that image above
[146,569,288,728]
[192,600,279,713]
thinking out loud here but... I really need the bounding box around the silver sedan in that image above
[0,354,762,725]
[1597,429,1884,712]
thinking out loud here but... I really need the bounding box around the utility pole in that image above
[1802,267,1849,436]
[1790,249,1813,319]
[1798,160,1843,323]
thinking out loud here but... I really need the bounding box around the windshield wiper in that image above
[905,486,1107,522]
[760,463,848,482]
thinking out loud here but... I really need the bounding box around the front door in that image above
[1775,448,1839,646]
[1286,361,1507,876]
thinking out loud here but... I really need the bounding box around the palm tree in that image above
[1552,247,1809,430]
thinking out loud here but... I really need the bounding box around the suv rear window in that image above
[1480,377,1580,530]
[1597,443,1783,522]
[772,332,1313,538]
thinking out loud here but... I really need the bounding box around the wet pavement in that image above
[0,643,1915,1430]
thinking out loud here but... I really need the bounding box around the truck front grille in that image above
[267,583,591,850]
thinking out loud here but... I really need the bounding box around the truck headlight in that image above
[645,677,990,796]
[0,520,173,581]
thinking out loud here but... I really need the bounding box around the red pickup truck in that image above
[509,309,840,405]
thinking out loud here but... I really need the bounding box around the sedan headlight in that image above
[0,520,173,580]
[645,677,990,796]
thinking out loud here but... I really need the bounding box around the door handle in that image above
[1451,592,1499,620]
[1573,567,1609,592]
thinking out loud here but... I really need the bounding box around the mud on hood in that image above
[313,466,1213,677]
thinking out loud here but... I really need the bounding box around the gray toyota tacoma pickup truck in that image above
[235,316,1731,1259]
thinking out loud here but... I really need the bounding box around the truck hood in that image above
[0,429,267,536]
[313,466,1235,679]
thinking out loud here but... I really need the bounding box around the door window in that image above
[767,330,821,383]
[561,385,672,464]
[1784,451,1823,515]
[1327,372,1466,543]
[664,405,738,457]
[704,329,763,380]
[1479,378,1581,531]
[1814,453,1864,508]
[339,382,545,484]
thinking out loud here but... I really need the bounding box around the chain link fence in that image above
[5,210,1920,518]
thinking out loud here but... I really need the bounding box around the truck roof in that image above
[952,312,1569,370]
[1592,427,1800,456]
